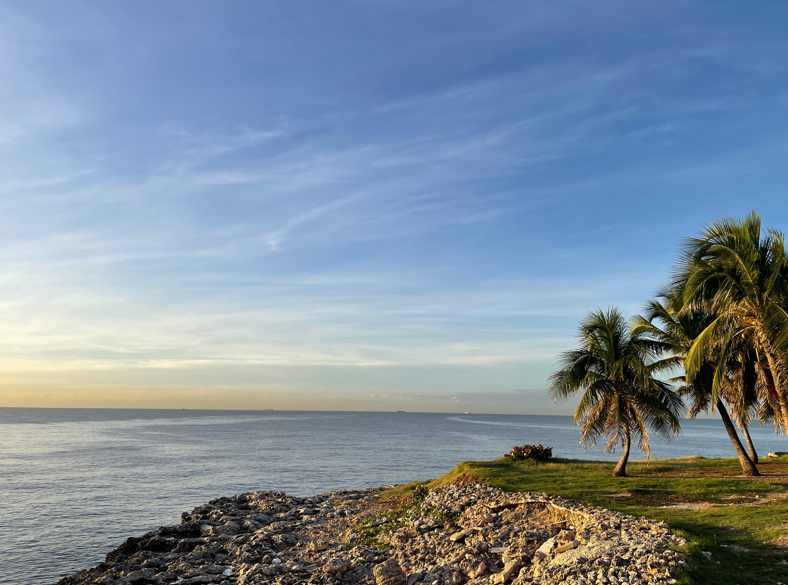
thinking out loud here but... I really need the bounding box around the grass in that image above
[391,456,788,585]
[346,491,460,550]
[346,501,415,550]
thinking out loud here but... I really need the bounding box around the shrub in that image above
[504,444,553,462]
[412,483,429,503]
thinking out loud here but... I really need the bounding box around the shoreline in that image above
[10,413,780,585]
[58,482,685,585]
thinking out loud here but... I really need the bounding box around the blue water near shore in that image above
[1,408,786,585]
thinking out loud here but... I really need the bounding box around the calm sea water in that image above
[1,408,785,585]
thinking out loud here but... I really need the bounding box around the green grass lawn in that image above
[408,456,788,585]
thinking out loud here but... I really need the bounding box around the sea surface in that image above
[1,408,786,585]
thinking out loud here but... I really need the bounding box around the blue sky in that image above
[2,1,788,412]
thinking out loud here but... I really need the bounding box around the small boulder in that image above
[493,558,522,584]
[533,537,556,561]
[322,558,351,574]
[373,558,406,585]
[466,561,486,579]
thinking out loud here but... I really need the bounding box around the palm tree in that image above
[675,211,788,433]
[549,308,684,477]
[632,289,760,476]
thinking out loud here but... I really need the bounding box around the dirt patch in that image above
[661,492,788,510]
[637,461,788,482]
[720,493,788,505]
[453,472,488,484]
[771,534,788,549]
[598,492,632,498]
[661,502,718,510]
[595,485,788,510]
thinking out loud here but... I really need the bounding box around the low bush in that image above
[412,482,429,503]
[504,444,553,462]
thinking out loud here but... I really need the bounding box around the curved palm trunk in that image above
[613,431,631,477]
[741,423,758,464]
[759,340,788,435]
[717,400,760,476]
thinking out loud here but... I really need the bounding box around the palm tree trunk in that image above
[760,342,788,435]
[717,400,760,476]
[760,365,787,433]
[613,431,631,477]
[741,423,758,464]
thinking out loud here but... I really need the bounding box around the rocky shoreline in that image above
[58,483,686,585]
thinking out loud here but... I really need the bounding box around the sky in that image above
[1,1,788,413]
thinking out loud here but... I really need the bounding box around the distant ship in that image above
[396,410,407,413]
[463,411,470,415]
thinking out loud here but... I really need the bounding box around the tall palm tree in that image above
[549,308,684,477]
[675,211,788,433]
[632,289,760,476]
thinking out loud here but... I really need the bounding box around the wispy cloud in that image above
[1,1,788,409]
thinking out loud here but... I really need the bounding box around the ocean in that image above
[1,408,785,585]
